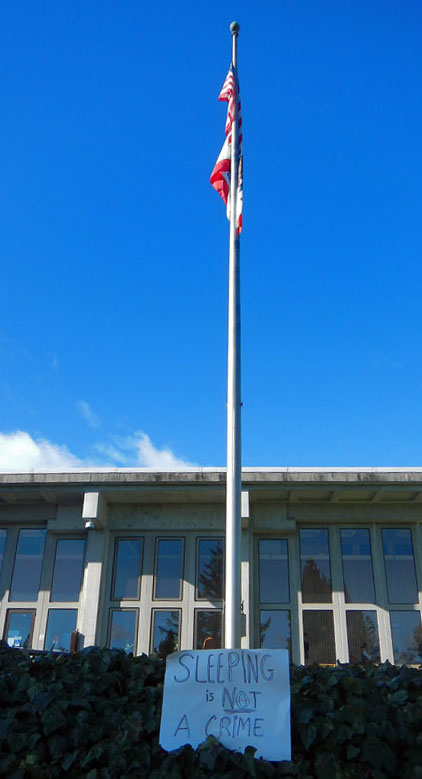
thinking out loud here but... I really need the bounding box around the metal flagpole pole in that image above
[225,20,241,649]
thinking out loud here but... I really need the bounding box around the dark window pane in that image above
[346,611,380,662]
[194,609,222,649]
[155,539,183,599]
[197,539,224,600]
[108,610,137,654]
[4,610,35,649]
[10,530,46,601]
[112,539,143,599]
[341,529,375,603]
[151,610,180,658]
[0,530,6,574]
[259,539,289,604]
[383,530,418,603]
[260,610,291,656]
[300,530,332,603]
[45,609,77,652]
[51,539,85,602]
[390,611,422,664]
[303,611,335,664]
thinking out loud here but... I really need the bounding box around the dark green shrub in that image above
[1,641,422,778]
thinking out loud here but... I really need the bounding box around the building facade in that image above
[1,467,422,665]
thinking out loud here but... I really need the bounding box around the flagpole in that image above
[225,20,241,649]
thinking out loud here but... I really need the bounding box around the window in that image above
[4,610,35,649]
[303,611,336,664]
[390,611,422,664]
[150,610,181,657]
[108,609,138,654]
[0,529,6,575]
[10,529,46,602]
[51,539,85,602]
[112,539,143,600]
[194,609,222,649]
[259,539,289,603]
[260,610,291,654]
[300,530,332,603]
[346,611,380,662]
[341,529,375,603]
[382,529,418,604]
[45,609,77,652]
[154,539,184,599]
[196,539,224,600]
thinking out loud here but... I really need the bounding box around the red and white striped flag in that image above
[210,65,243,234]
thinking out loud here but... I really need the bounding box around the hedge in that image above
[1,641,422,778]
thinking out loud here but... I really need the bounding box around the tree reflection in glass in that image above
[151,610,180,658]
[346,611,380,662]
[300,530,332,603]
[197,539,224,600]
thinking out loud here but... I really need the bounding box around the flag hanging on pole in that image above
[210,64,243,234]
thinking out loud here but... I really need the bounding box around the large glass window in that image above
[44,609,77,652]
[390,611,422,664]
[197,539,224,600]
[259,539,289,603]
[382,529,418,604]
[300,529,332,603]
[346,611,380,663]
[4,610,35,649]
[150,610,180,658]
[303,611,336,664]
[194,609,222,649]
[0,529,6,574]
[112,539,143,600]
[51,539,85,602]
[108,609,138,654]
[10,529,46,602]
[341,529,375,603]
[260,610,291,655]
[154,539,184,599]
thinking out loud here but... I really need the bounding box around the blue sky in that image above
[1,0,422,469]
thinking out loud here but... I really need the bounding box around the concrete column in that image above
[78,529,107,648]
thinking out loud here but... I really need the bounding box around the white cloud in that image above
[76,400,100,429]
[0,430,194,471]
[126,432,194,469]
[94,431,194,469]
[0,431,84,471]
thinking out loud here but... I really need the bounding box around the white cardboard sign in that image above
[159,649,291,762]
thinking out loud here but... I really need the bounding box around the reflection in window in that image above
[10,529,46,602]
[260,610,291,655]
[151,610,180,658]
[303,611,335,664]
[390,611,422,664]
[197,539,224,600]
[155,539,183,599]
[341,529,375,603]
[45,609,77,652]
[259,540,289,604]
[0,529,6,575]
[300,530,332,603]
[112,539,143,600]
[4,610,35,649]
[195,609,222,649]
[51,539,85,602]
[346,611,380,662]
[108,610,137,654]
[383,530,418,604]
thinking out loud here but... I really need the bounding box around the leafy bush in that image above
[1,642,422,778]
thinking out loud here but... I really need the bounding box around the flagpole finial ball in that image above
[230,21,240,35]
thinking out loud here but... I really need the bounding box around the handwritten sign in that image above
[159,649,291,761]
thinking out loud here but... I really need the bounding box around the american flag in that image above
[210,65,243,234]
